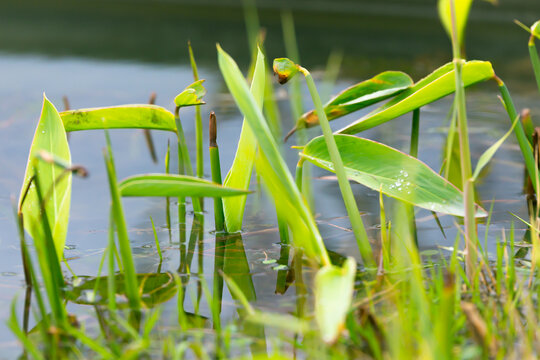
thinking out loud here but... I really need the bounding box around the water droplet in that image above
[41,130,45,134]
[398,187,402,191]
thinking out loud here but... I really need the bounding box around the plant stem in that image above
[209,112,226,233]
[449,0,477,281]
[300,67,374,267]
[103,147,140,310]
[497,77,537,193]
[188,42,204,180]
[528,35,540,94]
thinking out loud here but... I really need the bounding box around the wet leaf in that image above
[222,45,265,232]
[300,134,487,217]
[19,95,72,259]
[315,257,356,344]
[218,45,330,264]
[337,61,494,134]
[298,71,413,128]
[61,105,176,132]
[118,173,250,198]
[174,79,206,107]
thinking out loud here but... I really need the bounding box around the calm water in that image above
[0,1,539,357]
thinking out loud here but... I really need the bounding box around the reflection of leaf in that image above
[67,273,177,308]
[315,257,356,344]
[118,173,251,198]
[174,80,206,107]
[19,95,71,260]
[61,105,176,132]
[337,61,494,134]
[301,134,487,217]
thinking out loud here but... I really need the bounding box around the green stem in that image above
[209,112,226,233]
[188,42,204,180]
[497,78,537,193]
[104,150,140,310]
[410,109,420,158]
[300,68,374,267]
[528,37,540,94]
[295,159,304,192]
[449,0,476,281]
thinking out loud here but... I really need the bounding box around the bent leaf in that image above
[174,79,206,107]
[472,115,520,181]
[19,95,72,259]
[337,61,494,134]
[61,105,176,132]
[218,45,330,265]
[222,42,266,233]
[118,173,250,198]
[315,257,356,344]
[298,71,413,128]
[300,134,487,217]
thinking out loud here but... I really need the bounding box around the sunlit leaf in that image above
[533,20,540,39]
[217,45,330,265]
[61,105,176,132]
[298,71,413,128]
[301,134,487,217]
[438,0,473,47]
[337,61,494,134]
[174,79,206,107]
[315,257,356,344]
[222,43,266,233]
[118,173,250,198]
[19,95,72,259]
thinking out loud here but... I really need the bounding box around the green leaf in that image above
[337,61,494,134]
[217,45,330,265]
[472,115,520,181]
[19,95,72,260]
[315,257,356,344]
[118,173,251,198]
[174,79,206,107]
[299,71,413,128]
[222,43,266,233]
[300,134,487,217]
[438,0,473,47]
[61,105,176,132]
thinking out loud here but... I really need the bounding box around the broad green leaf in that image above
[217,45,330,265]
[472,115,520,181]
[19,95,72,260]
[222,43,266,233]
[337,61,494,134]
[315,257,356,344]
[174,79,206,107]
[118,173,250,198]
[300,135,487,217]
[61,105,176,132]
[438,0,473,47]
[298,71,413,128]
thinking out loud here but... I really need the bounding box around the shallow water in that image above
[1,1,540,357]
